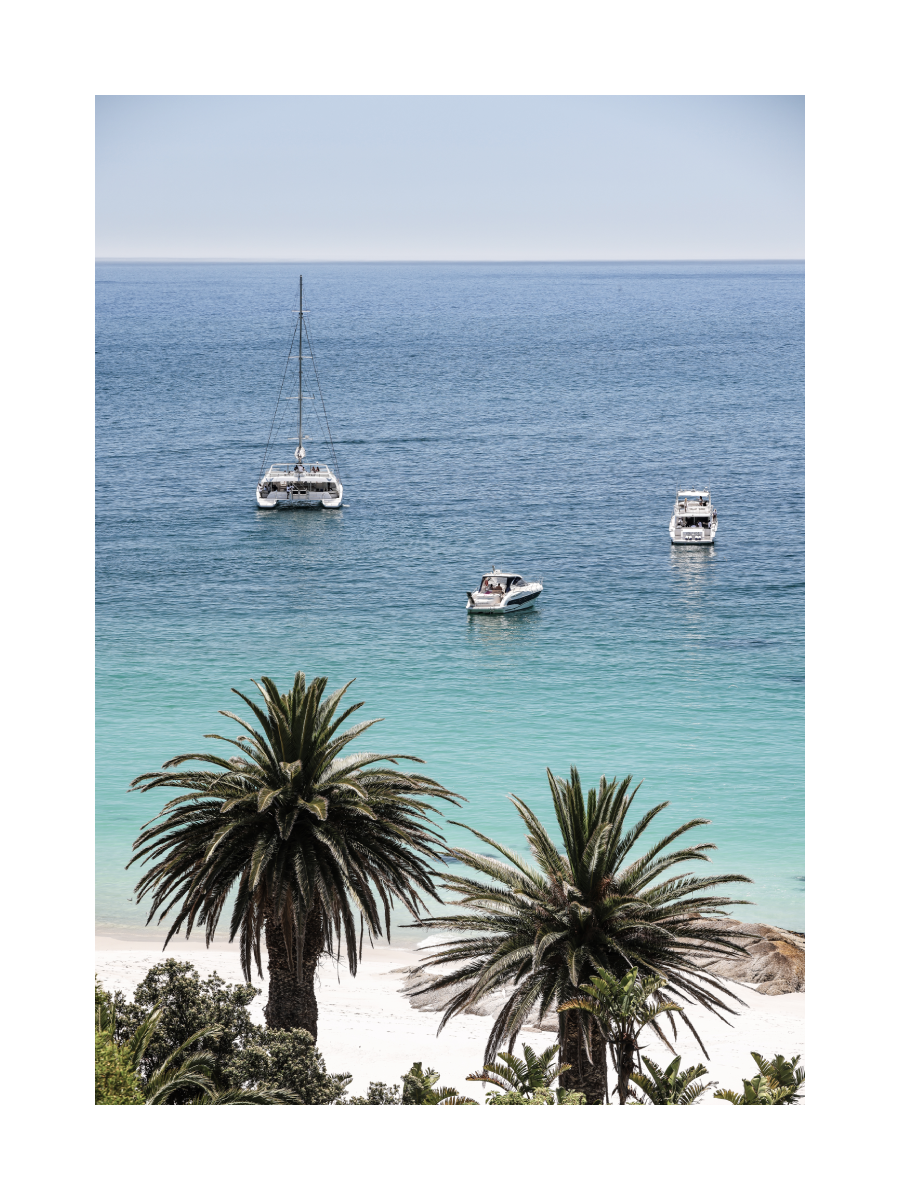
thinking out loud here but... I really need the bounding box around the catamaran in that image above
[669,487,718,544]
[256,277,343,509]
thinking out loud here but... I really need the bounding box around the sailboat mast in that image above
[303,273,307,451]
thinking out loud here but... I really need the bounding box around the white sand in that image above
[95,936,804,1104]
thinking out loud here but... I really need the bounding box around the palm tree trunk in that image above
[595,1029,609,1104]
[617,1036,637,1105]
[559,1015,607,1104]
[263,901,326,1038]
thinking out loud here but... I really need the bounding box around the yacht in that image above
[466,567,543,613]
[256,277,343,509]
[669,488,718,544]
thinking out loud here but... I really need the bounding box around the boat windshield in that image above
[480,576,507,591]
[480,574,525,592]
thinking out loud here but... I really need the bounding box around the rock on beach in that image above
[691,920,805,995]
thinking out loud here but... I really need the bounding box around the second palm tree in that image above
[411,767,752,1103]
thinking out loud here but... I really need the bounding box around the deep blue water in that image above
[96,261,804,941]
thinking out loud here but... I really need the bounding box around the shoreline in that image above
[96,924,427,953]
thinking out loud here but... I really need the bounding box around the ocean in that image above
[96,260,804,943]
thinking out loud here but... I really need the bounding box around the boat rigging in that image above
[256,276,343,509]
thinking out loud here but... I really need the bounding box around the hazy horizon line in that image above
[96,257,805,265]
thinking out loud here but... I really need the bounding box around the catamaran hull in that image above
[257,483,343,509]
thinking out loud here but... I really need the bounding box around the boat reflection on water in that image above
[465,605,543,656]
[669,544,716,631]
[669,543,716,584]
[252,505,344,526]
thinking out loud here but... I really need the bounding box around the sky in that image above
[96,96,804,260]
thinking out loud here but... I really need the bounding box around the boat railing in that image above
[263,462,333,478]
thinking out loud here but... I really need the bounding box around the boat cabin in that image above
[258,462,338,498]
[674,490,711,513]
[479,573,524,595]
[674,490,713,527]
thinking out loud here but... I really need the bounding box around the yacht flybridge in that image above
[669,488,718,544]
[256,277,343,509]
[466,567,543,613]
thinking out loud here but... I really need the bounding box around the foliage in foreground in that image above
[714,1053,805,1105]
[113,959,261,1085]
[96,979,143,1104]
[486,1087,586,1105]
[340,1081,402,1105]
[411,767,751,1102]
[228,1028,351,1105]
[95,1034,144,1105]
[400,1062,477,1105]
[630,1056,715,1105]
[559,967,682,1103]
[129,673,460,1038]
[98,966,803,1107]
[467,1043,570,1097]
[97,965,349,1104]
[344,1047,585,1106]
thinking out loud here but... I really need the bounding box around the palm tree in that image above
[630,1056,714,1105]
[129,673,460,1037]
[559,967,682,1103]
[410,767,752,1104]
[466,1043,570,1097]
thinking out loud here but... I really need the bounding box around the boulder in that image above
[688,919,805,993]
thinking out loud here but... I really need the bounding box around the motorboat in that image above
[256,276,343,509]
[466,567,543,613]
[669,487,718,544]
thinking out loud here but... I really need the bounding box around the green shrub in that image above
[341,1081,402,1105]
[485,1087,585,1105]
[95,1034,143,1105]
[228,1027,351,1105]
[113,959,261,1084]
[102,962,350,1104]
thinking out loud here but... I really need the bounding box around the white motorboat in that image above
[466,567,543,613]
[256,276,343,510]
[669,487,718,544]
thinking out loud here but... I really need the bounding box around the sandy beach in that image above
[96,935,804,1104]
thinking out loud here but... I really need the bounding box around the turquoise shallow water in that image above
[96,261,804,941]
